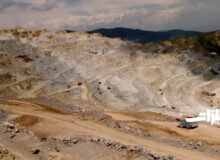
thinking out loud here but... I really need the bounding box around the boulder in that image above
[32,149,40,154]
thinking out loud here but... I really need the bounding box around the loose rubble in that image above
[62,137,78,146]
[90,137,178,160]
[0,147,21,160]
[3,122,21,138]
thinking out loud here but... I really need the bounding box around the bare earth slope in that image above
[1,28,220,116]
[0,28,220,160]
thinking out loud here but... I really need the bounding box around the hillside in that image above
[0,28,220,160]
[66,28,200,44]
[0,28,219,115]
[159,30,220,54]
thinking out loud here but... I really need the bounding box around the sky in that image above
[0,0,220,32]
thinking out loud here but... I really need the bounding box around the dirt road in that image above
[106,112,220,145]
[0,99,219,160]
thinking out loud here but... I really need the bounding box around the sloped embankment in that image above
[0,28,220,116]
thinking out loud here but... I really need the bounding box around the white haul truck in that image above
[179,109,220,129]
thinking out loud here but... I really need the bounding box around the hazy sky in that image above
[0,0,220,31]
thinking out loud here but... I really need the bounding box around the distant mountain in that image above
[158,30,220,54]
[79,28,201,44]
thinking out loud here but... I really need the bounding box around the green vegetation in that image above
[158,30,220,54]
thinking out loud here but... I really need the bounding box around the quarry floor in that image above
[0,98,220,160]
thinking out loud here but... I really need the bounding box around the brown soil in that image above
[107,111,176,121]
[12,115,39,127]
[107,112,220,147]
[0,99,220,160]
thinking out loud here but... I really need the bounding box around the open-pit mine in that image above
[0,28,220,160]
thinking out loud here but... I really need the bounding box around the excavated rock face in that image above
[0,29,220,116]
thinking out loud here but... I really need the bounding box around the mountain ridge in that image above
[66,27,201,44]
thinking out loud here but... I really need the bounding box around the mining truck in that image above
[178,116,198,129]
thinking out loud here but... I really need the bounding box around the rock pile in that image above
[91,112,151,137]
[3,122,20,138]
[212,148,220,153]
[90,137,177,160]
[122,126,151,137]
[62,137,78,147]
[0,147,19,160]
[166,139,205,151]
[202,91,216,97]
[31,149,40,154]
[177,140,204,150]
[44,136,80,153]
